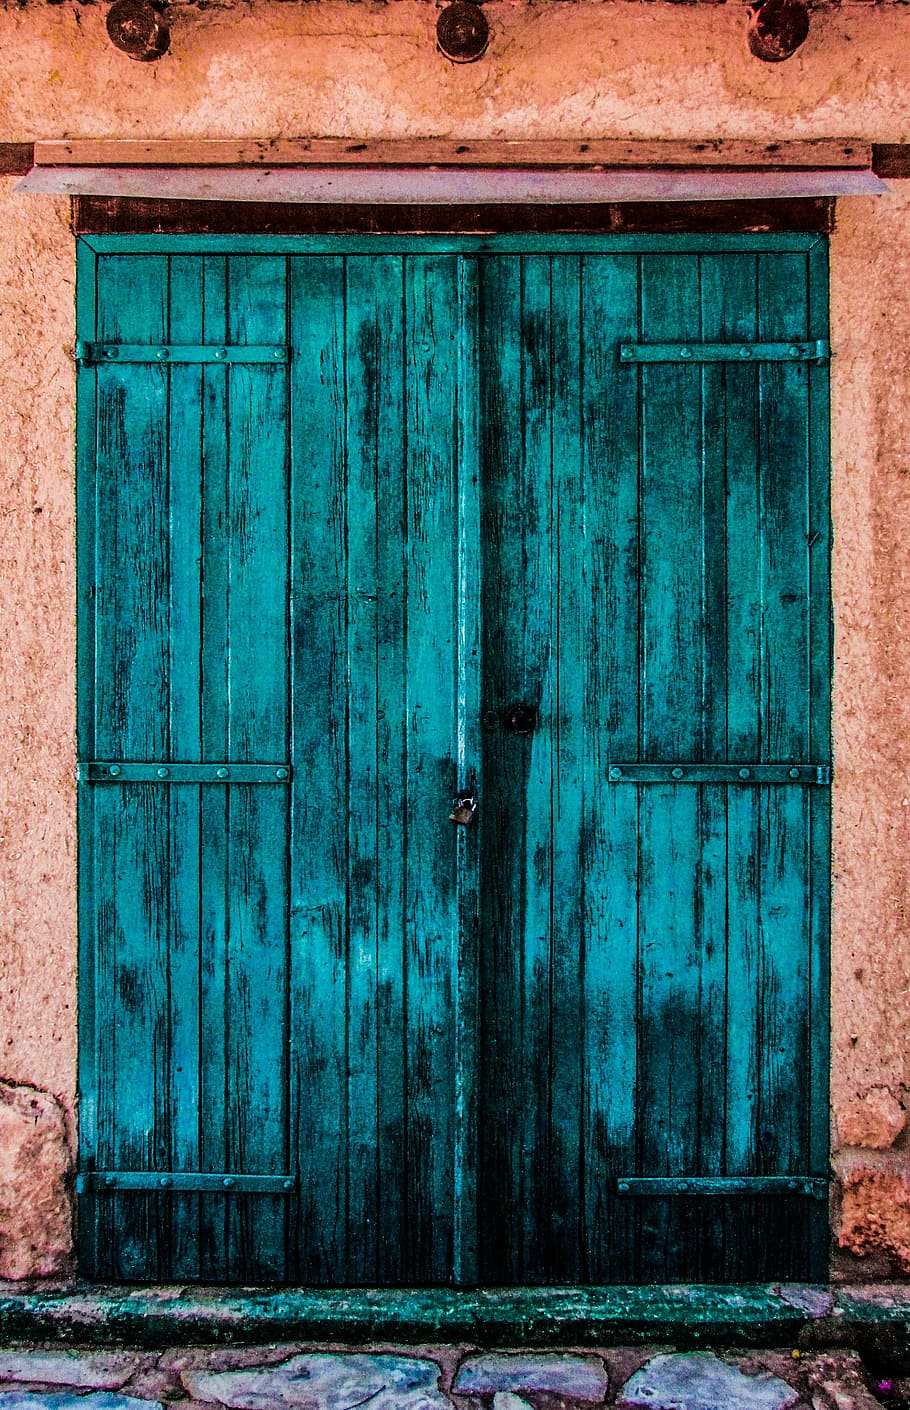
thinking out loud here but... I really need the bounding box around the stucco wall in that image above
[2,0,910,1278]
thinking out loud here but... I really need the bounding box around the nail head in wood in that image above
[436,1,489,64]
[106,0,170,62]
[747,0,810,62]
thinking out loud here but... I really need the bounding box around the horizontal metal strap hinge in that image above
[75,342,287,365]
[78,761,292,783]
[619,340,830,364]
[76,1171,296,1194]
[616,1177,829,1199]
[607,763,831,785]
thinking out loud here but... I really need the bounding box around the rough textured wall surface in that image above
[2,1,910,1277]
[0,180,76,1107]
[1,4,910,143]
[830,187,910,1272]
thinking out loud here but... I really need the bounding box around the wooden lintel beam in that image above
[34,137,873,171]
[0,143,35,176]
[872,144,910,179]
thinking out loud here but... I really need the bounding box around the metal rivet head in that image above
[739,767,751,779]
[156,348,169,360]
[678,1181,690,1192]
[223,1177,235,1189]
[214,348,227,360]
[789,767,801,779]
[621,348,633,360]
[788,1180,799,1191]
[789,345,802,357]
[679,346,693,359]
[275,767,289,780]
[671,767,684,779]
[104,347,119,359]
[617,1180,630,1192]
[739,346,752,358]
[159,1176,171,1188]
[283,1179,294,1191]
[216,767,229,779]
[157,766,169,778]
[609,767,622,780]
[108,765,121,777]
[105,1175,116,1187]
[273,348,285,360]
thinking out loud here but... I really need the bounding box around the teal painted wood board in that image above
[76,235,831,1285]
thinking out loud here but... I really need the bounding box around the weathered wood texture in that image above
[78,235,830,1285]
[40,138,872,170]
[0,143,33,175]
[71,197,836,236]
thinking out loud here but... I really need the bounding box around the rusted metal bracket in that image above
[78,762,292,783]
[607,764,831,784]
[619,340,830,363]
[75,341,287,364]
[616,1177,829,1198]
[76,1172,296,1194]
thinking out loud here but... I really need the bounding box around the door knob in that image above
[505,703,537,735]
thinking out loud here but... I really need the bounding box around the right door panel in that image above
[477,242,831,1283]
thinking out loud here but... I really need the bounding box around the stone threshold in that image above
[1,1284,910,1364]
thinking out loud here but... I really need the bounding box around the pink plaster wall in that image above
[3,0,910,1275]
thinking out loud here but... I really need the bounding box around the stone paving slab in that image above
[182,1351,451,1409]
[617,1352,803,1410]
[454,1353,609,1400]
[0,1352,138,1390]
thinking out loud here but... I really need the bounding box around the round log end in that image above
[436,2,489,64]
[747,0,810,62]
[106,0,170,61]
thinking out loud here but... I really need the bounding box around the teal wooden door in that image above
[77,234,830,1285]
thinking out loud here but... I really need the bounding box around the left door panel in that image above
[77,245,480,1284]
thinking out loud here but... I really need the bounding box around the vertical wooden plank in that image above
[453,252,481,1287]
[637,252,704,1280]
[198,253,230,1281]
[93,253,171,1278]
[696,252,756,1276]
[163,255,205,1278]
[289,253,349,1284]
[756,249,813,1275]
[515,253,556,1283]
[478,254,553,1282]
[344,255,407,1282]
[579,252,641,1282]
[402,253,466,1281]
[223,255,290,1281]
[545,254,584,1282]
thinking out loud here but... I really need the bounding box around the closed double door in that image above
[77,234,831,1285]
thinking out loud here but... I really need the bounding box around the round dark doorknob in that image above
[505,703,536,735]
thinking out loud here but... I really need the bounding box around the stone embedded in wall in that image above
[837,1087,907,1150]
[837,1153,910,1273]
[0,1079,72,1280]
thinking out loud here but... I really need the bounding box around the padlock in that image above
[449,792,478,826]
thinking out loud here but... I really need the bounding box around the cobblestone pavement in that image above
[0,1345,906,1410]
